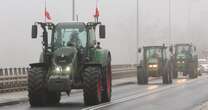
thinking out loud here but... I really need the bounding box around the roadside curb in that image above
[0,98,28,107]
[0,77,137,107]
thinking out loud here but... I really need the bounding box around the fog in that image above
[0,0,207,67]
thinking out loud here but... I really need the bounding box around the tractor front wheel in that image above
[28,67,48,107]
[137,66,148,84]
[47,92,61,105]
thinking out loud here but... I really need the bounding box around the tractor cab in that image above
[52,23,88,50]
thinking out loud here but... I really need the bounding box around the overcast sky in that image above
[0,0,207,67]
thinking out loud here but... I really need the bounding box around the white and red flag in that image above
[94,0,100,17]
[94,7,100,17]
[45,10,51,20]
[44,0,52,22]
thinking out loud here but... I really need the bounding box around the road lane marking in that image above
[82,85,175,110]
[147,85,159,90]
[82,76,206,110]
[176,79,187,85]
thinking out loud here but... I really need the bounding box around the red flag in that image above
[94,7,100,17]
[45,10,51,20]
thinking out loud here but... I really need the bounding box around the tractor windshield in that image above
[145,48,162,64]
[176,45,191,59]
[53,23,87,50]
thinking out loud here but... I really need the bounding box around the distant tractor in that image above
[172,43,198,79]
[137,45,173,84]
[28,21,112,106]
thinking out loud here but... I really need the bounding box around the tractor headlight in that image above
[148,64,158,68]
[148,65,153,68]
[152,64,158,68]
[177,61,185,64]
[65,66,71,72]
[55,66,62,73]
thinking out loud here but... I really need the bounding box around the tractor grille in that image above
[55,56,73,66]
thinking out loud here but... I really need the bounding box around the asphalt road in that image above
[0,75,208,110]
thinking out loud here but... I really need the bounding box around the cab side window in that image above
[163,49,167,59]
[88,28,96,47]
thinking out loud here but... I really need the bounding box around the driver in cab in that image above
[67,31,82,48]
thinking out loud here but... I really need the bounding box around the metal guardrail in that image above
[0,68,29,93]
[0,65,136,93]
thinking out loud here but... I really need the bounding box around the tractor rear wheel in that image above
[168,69,173,84]
[28,67,48,107]
[137,66,148,84]
[102,60,112,103]
[189,63,198,79]
[173,68,178,79]
[83,66,102,106]
[162,63,172,84]
[47,92,61,105]
[162,72,170,84]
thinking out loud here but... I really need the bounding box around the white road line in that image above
[82,76,206,110]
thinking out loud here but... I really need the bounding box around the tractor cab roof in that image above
[143,46,167,50]
[175,43,192,47]
[56,22,86,28]
[56,22,100,29]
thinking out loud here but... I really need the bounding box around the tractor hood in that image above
[177,53,186,60]
[52,47,77,66]
[147,58,159,64]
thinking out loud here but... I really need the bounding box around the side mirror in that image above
[99,25,106,39]
[32,25,38,39]
[138,48,142,53]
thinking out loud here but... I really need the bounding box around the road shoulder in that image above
[0,77,136,106]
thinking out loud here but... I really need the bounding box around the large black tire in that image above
[189,62,198,79]
[101,60,112,103]
[137,66,148,85]
[169,69,173,84]
[162,63,172,84]
[28,67,48,106]
[47,92,61,105]
[168,63,173,84]
[28,67,60,107]
[83,66,102,106]
[172,68,178,79]
[172,57,178,79]
[162,72,170,84]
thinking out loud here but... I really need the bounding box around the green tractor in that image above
[172,43,198,79]
[137,45,173,84]
[28,22,112,106]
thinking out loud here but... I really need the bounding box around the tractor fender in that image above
[29,63,48,68]
[88,48,111,67]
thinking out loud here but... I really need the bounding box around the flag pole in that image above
[136,0,139,66]
[72,0,75,21]
[44,0,47,23]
